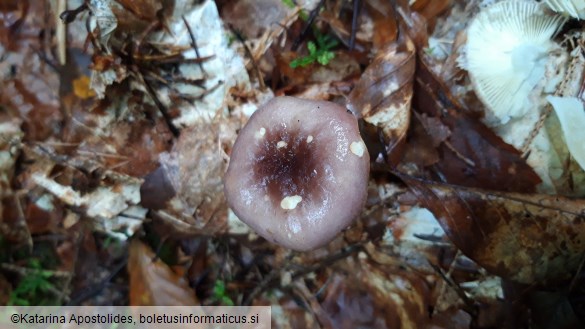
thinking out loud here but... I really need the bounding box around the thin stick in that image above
[182,16,206,75]
[229,26,265,91]
[349,0,361,50]
[56,0,67,65]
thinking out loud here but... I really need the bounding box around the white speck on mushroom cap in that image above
[331,121,349,161]
[350,141,366,157]
[255,127,266,139]
[276,141,288,148]
[280,195,302,210]
[307,135,313,143]
[464,0,567,125]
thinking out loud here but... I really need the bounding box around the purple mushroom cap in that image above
[224,96,370,251]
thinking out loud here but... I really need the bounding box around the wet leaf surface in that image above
[128,239,198,306]
[412,57,541,192]
[399,173,585,284]
[348,33,415,165]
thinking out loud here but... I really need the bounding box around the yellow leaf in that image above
[73,75,96,99]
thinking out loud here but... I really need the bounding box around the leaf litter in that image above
[1,0,585,328]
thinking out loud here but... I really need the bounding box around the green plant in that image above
[281,0,308,20]
[290,32,339,68]
[211,280,234,306]
[281,0,295,7]
[8,259,57,306]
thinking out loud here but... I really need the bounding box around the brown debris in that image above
[128,239,198,306]
[400,173,585,284]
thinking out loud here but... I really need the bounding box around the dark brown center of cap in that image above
[252,124,322,207]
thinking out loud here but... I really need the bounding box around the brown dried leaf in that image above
[220,0,292,39]
[348,34,415,165]
[143,119,232,235]
[411,0,452,25]
[128,239,198,306]
[319,260,431,328]
[413,56,541,192]
[364,0,398,49]
[401,115,441,167]
[114,0,162,21]
[400,173,585,284]
[417,112,451,147]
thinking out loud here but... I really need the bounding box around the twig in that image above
[429,261,477,316]
[65,258,128,305]
[137,68,180,137]
[229,26,265,91]
[56,0,67,65]
[444,141,476,167]
[182,16,206,75]
[291,0,326,51]
[243,243,363,305]
[0,263,72,279]
[349,0,361,50]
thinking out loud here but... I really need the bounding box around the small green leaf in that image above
[307,41,317,56]
[281,0,295,8]
[317,51,335,65]
[290,57,313,68]
[289,33,338,69]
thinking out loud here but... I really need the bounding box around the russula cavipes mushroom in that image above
[224,96,369,251]
[464,0,567,125]
[544,0,585,19]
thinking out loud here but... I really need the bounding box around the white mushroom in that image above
[464,0,567,125]
[544,0,585,19]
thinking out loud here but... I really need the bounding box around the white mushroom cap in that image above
[464,0,567,125]
[544,0,585,19]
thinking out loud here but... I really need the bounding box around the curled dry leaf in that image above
[128,239,198,306]
[348,34,415,165]
[400,173,585,284]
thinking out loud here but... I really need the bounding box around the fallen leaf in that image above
[348,33,415,165]
[72,75,96,99]
[400,173,585,284]
[413,56,541,192]
[220,0,292,38]
[128,239,198,305]
[320,260,431,328]
[364,0,399,50]
[411,0,452,26]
